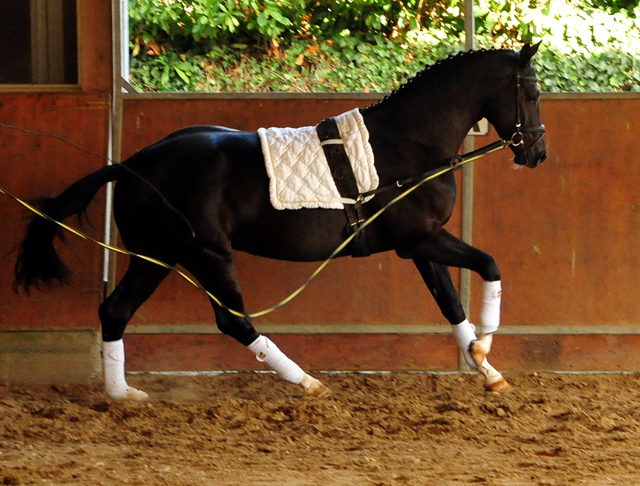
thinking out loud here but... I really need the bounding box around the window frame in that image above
[0,0,79,91]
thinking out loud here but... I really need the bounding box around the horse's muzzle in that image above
[514,134,547,168]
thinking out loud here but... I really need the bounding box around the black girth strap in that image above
[316,117,370,257]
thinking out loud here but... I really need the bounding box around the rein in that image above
[360,138,510,200]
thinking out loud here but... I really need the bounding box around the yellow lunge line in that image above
[1,143,503,319]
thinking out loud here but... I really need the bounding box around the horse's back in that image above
[160,124,242,141]
[114,128,268,239]
[122,127,264,182]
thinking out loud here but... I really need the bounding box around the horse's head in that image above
[489,43,547,168]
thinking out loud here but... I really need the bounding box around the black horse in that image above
[15,44,546,400]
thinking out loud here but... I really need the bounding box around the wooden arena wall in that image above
[4,94,640,379]
[115,95,640,374]
[1,1,640,382]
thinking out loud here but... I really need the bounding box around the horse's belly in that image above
[232,209,354,262]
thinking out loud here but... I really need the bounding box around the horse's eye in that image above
[526,92,539,103]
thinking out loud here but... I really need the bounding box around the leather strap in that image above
[316,117,370,257]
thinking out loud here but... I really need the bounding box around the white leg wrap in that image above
[247,335,304,384]
[102,339,148,401]
[451,319,478,369]
[103,339,128,396]
[479,280,502,334]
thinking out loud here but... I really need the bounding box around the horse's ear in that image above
[519,41,542,67]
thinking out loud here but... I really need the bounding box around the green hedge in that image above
[128,0,640,92]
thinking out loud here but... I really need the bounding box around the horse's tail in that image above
[14,164,125,294]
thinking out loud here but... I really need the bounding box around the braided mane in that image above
[364,47,509,109]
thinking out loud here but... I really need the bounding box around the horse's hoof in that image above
[483,377,512,393]
[307,383,331,399]
[300,373,330,398]
[109,387,149,402]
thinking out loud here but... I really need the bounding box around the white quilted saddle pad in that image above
[258,108,379,210]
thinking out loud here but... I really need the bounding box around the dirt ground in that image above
[2,371,640,486]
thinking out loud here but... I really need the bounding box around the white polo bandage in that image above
[479,280,502,334]
[451,319,478,369]
[247,335,305,384]
[103,339,129,397]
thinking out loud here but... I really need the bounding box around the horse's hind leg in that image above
[179,246,329,398]
[99,259,173,401]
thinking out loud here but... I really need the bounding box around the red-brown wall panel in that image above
[4,83,640,373]
[469,98,640,331]
[0,94,110,330]
[124,333,459,372]
[116,96,640,372]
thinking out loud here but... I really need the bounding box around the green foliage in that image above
[128,0,640,93]
[129,0,458,45]
[586,0,639,12]
[473,0,640,91]
[129,38,459,92]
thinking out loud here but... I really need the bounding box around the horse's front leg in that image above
[470,280,508,391]
[412,258,477,369]
[404,228,510,392]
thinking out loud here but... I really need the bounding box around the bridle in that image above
[511,73,546,156]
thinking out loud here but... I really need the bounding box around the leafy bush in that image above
[473,0,640,91]
[128,0,640,92]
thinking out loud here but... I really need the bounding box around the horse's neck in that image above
[363,71,486,164]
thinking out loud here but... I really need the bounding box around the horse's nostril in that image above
[539,151,547,164]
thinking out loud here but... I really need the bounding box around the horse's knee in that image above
[479,256,500,282]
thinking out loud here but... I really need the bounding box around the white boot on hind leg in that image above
[103,339,149,401]
[248,335,330,398]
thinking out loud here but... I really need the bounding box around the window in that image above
[0,0,77,84]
